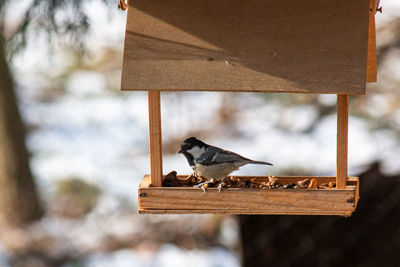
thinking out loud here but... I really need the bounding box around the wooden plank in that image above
[354,176,360,209]
[138,209,353,216]
[121,0,369,94]
[139,175,152,188]
[336,95,349,189]
[138,175,358,216]
[148,91,163,187]
[139,188,355,211]
[373,0,381,14]
[366,0,377,82]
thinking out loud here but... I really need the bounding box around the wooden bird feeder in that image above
[121,0,380,216]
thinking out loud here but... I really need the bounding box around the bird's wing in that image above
[196,147,249,165]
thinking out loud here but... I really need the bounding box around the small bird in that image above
[178,137,273,191]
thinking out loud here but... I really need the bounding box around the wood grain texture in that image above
[148,91,163,187]
[121,0,369,94]
[373,0,381,14]
[139,209,353,216]
[367,0,377,82]
[354,174,360,209]
[336,95,349,189]
[138,175,359,216]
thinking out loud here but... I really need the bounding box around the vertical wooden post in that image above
[366,0,377,82]
[148,91,163,187]
[336,94,349,189]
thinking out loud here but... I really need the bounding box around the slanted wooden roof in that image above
[122,0,370,94]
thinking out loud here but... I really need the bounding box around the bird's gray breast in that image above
[193,162,240,180]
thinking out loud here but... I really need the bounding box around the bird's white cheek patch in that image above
[187,146,206,158]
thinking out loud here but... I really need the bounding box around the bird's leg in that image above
[193,178,214,192]
[217,177,227,193]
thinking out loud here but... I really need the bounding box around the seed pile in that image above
[162,171,336,189]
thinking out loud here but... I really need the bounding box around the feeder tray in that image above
[139,175,359,216]
[120,0,380,215]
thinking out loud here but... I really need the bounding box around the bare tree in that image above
[0,37,42,226]
[0,0,110,226]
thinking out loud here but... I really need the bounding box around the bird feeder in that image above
[121,0,380,216]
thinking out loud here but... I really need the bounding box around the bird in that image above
[178,137,273,191]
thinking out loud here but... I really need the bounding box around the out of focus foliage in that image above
[55,177,101,218]
[0,0,112,56]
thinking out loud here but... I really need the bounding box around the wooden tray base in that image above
[138,175,359,216]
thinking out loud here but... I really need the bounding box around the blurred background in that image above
[0,0,400,266]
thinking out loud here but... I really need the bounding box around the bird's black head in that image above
[178,137,208,166]
[178,137,207,154]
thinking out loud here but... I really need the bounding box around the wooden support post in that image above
[336,94,349,189]
[366,0,377,82]
[148,91,163,187]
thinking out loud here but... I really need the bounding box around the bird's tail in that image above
[248,160,273,166]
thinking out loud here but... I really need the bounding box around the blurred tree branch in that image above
[1,0,114,58]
